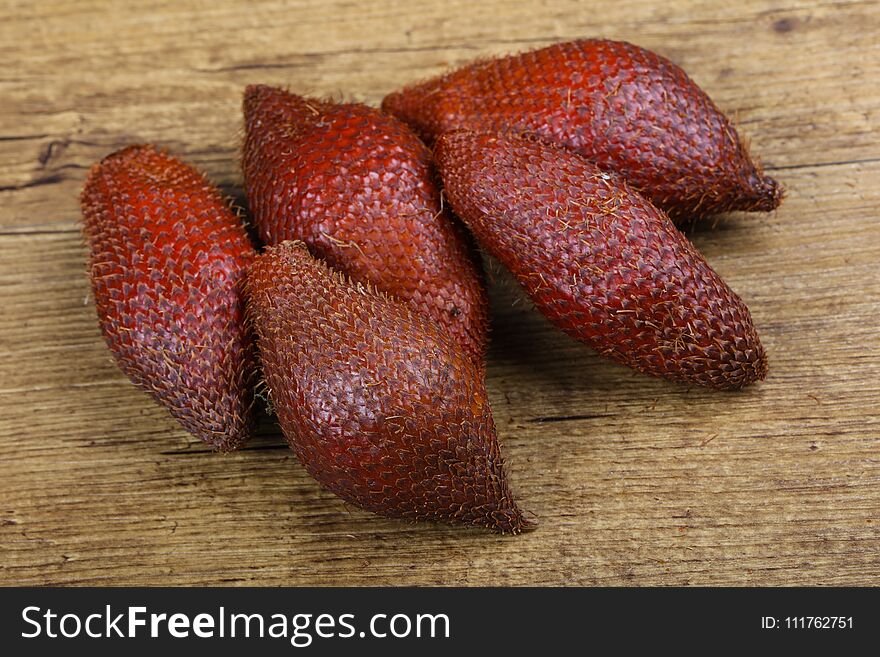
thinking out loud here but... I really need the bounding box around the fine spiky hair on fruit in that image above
[434,131,768,390]
[81,144,257,451]
[245,241,530,533]
[241,84,489,364]
[383,38,783,221]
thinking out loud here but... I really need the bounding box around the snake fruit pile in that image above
[80,38,780,533]
[383,38,781,220]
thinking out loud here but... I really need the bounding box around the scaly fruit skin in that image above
[81,145,256,451]
[383,39,782,220]
[435,132,767,390]
[242,85,488,362]
[245,241,529,533]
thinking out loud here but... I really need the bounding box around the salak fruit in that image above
[383,39,782,220]
[81,145,256,451]
[434,131,768,390]
[242,85,489,362]
[245,241,529,533]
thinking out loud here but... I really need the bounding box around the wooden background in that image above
[1,0,878,586]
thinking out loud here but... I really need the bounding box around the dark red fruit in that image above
[81,145,256,451]
[245,241,529,533]
[384,39,782,220]
[435,131,767,390]
[242,85,488,362]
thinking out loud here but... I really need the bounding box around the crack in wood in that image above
[764,156,880,172]
[0,172,65,193]
[158,443,287,456]
[527,413,612,423]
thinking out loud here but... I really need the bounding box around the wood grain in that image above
[1,0,878,585]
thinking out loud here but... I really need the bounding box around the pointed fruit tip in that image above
[740,171,784,213]
[489,502,536,535]
[242,83,278,119]
[756,173,784,211]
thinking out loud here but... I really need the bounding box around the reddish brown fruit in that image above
[245,241,529,533]
[435,132,767,390]
[383,39,782,220]
[81,145,256,451]
[242,85,488,362]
